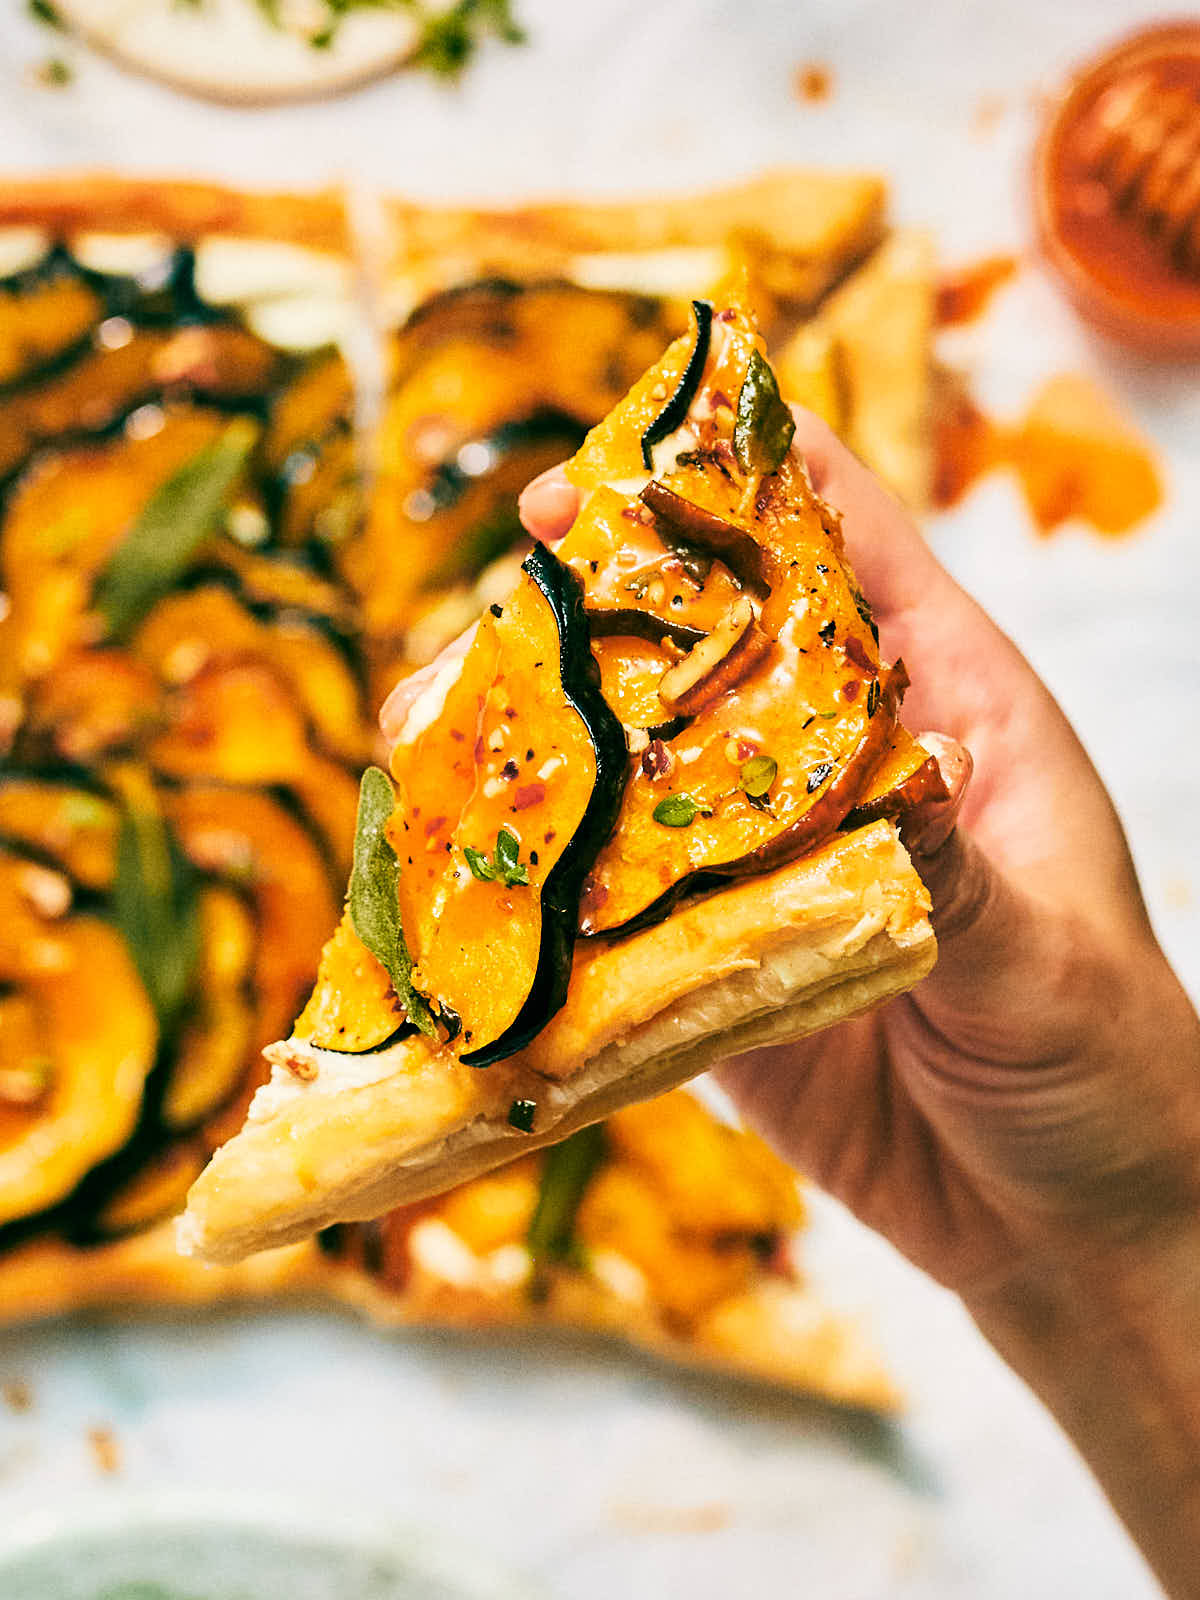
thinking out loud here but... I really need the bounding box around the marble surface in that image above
[0,1,1195,1594]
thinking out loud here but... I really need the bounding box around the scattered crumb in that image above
[30,55,72,88]
[2,1380,33,1414]
[609,1500,730,1534]
[87,1425,121,1476]
[1164,874,1193,911]
[792,61,834,104]
[971,93,1007,137]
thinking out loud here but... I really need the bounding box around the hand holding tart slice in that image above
[181,283,943,1263]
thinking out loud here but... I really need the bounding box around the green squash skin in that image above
[461,544,628,1067]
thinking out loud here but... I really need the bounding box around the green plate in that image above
[0,1499,534,1600]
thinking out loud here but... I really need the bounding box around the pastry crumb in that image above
[971,93,1007,136]
[610,1499,730,1534]
[264,1041,318,1082]
[792,62,834,103]
[87,1425,121,1475]
[2,1379,33,1413]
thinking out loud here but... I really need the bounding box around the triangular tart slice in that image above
[182,283,939,1263]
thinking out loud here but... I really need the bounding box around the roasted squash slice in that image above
[0,779,119,889]
[89,1139,208,1239]
[162,885,258,1131]
[0,408,229,689]
[0,891,157,1231]
[293,910,407,1054]
[0,271,102,389]
[556,293,902,935]
[132,585,368,767]
[25,648,162,764]
[167,786,339,1109]
[347,281,680,635]
[388,543,626,1065]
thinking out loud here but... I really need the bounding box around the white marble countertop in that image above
[0,1,1194,1594]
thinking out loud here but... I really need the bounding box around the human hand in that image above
[470,414,1200,1309]
[382,417,1200,1591]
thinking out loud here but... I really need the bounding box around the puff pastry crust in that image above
[181,820,934,1262]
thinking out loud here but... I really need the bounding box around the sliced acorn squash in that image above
[293,909,406,1053]
[558,293,902,935]
[131,585,368,766]
[0,407,228,689]
[0,325,281,484]
[0,779,119,888]
[89,1139,207,1238]
[388,543,626,1065]
[147,657,361,875]
[162,885,257,1131]
[846,726,948,832]
[0,271,102,388]
[167,786,339,1129]
[347,281,679,635]
[25,648,162,763]
[0,899,158,1232]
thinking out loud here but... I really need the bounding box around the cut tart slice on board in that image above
[181,280,941,1264]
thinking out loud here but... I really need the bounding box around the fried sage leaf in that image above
[527,1122,607,1269]
[349,767,436,1038]
[112,774,201,1035]
[734,349,795,478]
[94,418,258,641]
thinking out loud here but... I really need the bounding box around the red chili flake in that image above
[543,829,557,844]
[641,738,673,779]
[513,782,546,810]
[710,389,731,410]
[844,635,875,673]
[716,308,736,323]
[474,737,486,765]
[582,877,609,913]
[449,728,465,742]
[501,758,519,780]
[736,737,757,761]
[842,679,861,702]
[423,815,447,836]
[504,706,518,719]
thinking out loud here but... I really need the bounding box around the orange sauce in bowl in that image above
[1034,22,1200,354]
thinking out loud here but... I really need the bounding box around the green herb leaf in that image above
[738,753,777,799]
[463,828,529,887]
[36,55,72,85]
[653,792,709,828]
[410,0,527,81]
[93,418,258,641]
[349,767,436,1038]
[112,778,201,1036]
[463,845,497,883]
[527,1123,606,1269]
[734,349,795,478]
[27,0,63,28]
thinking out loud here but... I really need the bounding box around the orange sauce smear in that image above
[935,371,1164,538]
[936,255,1019,326]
